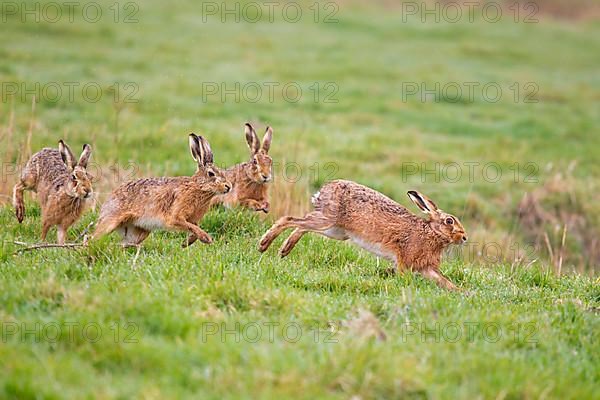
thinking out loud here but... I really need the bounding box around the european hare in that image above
[212,123,272,213]
[13,140,93,244]
[93,134,231,247]
[259,180,467,290]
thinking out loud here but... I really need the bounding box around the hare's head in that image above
[189,133,232,194]
[244,123,273,184]
[59,140,93,199]
[407,190,467,245]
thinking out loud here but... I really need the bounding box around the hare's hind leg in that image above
[13,181,26,223]
[259,211,333,253]
[279,228,306,257]
[13,169,37,223]
[421,269,458,291]
[121,224,150,247]
[93,215,125,240]
[280,225,348,257]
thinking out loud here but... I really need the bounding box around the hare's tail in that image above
[310,191,321,207]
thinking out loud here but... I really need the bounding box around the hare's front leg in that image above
[421,269,458,291]
[241,199,269,213]
[57,224,69,245]
[40,217,53,243]
[170,219,212,247]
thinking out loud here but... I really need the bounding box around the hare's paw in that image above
[15,204,25,223]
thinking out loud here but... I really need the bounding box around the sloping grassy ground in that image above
[1,208,599,399]
[1,0,600,398]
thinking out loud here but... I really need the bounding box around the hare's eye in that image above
[207,170,215,178]
[71,174,77,181]
[253,159,258,165]
[445,217,454,225]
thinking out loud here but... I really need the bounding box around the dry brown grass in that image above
[517,164,600,274]
[268,176,312,218]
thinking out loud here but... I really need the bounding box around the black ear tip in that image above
[245,123,257,133]
[407,190,417,196]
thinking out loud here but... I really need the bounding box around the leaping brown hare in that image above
[13,140,93,244]
[259,180,468,290]
[93,134,231,248]
[211,123,273,213]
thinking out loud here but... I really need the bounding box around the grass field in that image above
[1,0,600,398]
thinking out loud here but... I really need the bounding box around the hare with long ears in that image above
[259,180,468,290]
[93,134,231,248]
[212,123,273,213]
[13,140,93,244]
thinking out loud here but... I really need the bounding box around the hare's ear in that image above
[189,133,203,166]
[261,126,273,153]
[198,136,214,165]
[407,191,439,215]
[77,144,92,168]
[245,123,260,154]
[58,140,76,170]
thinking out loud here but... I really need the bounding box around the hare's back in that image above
[23,148,70,184]
[111,177,182,199]
[313,180,414,230]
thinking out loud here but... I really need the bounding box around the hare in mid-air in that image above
[93,134,231,247]
[13,140,93,244]
[211,123,273,213]
[259,180,468,290]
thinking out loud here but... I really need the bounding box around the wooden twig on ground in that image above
[12,241,86,254]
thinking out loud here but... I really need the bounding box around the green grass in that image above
[1,0,600,398]
[1,207,599,399]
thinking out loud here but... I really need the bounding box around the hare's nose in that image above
[462,236,468,243]
[261,174,270,182]
[224,183,231,193]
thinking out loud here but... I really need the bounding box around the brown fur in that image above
[258,180,468,290]
[93,134,231,247]
[212,123,272,213]
[13,141,93,244]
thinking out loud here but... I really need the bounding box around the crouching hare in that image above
[93,134,231,247]
[259,180,468,290]
[211,123,273,213]
[13,140,93,244]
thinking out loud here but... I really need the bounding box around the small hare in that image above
[13,140,93,244]
[212,123,272,213]
[259,180,468,290]
[93,134,231,247]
